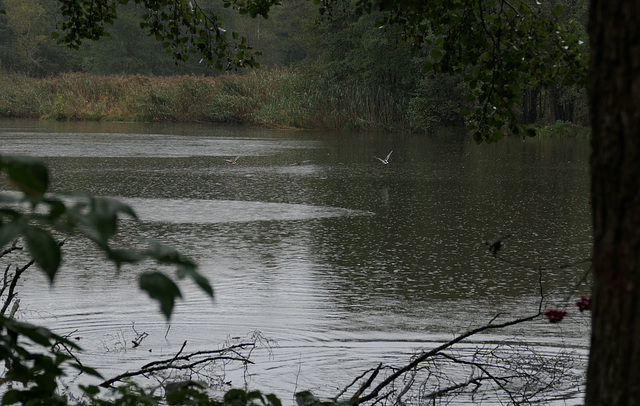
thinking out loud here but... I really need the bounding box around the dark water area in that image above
[0,119,591,404]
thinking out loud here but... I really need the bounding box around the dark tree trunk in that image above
[586,0,640,405]
[550,86,575,122]
[521,85,540,124]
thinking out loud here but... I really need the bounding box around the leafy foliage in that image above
[0,0,589,137]
[0,315,103,405]
[0,154,213,318]
[52,0,281,70]
[1,154,224,405]
[321,0,589,142]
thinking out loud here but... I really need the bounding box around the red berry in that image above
[544,309,567,323]
[576,296,591,312]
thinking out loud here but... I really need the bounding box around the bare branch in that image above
[356,312,542,403]
[100,341,256,388]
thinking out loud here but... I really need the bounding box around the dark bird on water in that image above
[483,234,512,257]
[374,150,393,165]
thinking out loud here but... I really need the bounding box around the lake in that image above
[0,119,592,405]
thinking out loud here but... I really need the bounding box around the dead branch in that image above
[131,322,149,348]
[355,312,541,403]
[1,239,65,316]
[423,375,495,400]
[350,363,383,402]
[0,259,34,316]
[438,352,519,404]
[0,239,22,259]
[99,341,256,388]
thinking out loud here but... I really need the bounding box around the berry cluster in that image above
[544,309,567,323]
[576,295,591,312]
[544,296,592,324]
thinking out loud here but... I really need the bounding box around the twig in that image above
[439,352,519,404]
[0,239,22,258]
[334,366,380,401]
[351,363,382,401]
[100,342,256,388]
[1,239,65,316]
[356,312,541,403]
[424,375,497,400]
[131,322,149,348]
[0,260,34,316]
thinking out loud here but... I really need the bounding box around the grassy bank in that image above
[0,69,408,132]
[536,120,591,138]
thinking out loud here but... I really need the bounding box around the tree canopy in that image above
[45,0,588,141]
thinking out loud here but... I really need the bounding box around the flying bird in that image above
[225,156,240,164]
[374,150,393,165]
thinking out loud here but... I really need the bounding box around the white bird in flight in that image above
[225,156,240,164]
[374,150,393,165]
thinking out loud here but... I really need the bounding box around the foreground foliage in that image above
[0,153,283,405]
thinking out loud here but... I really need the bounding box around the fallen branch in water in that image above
[100,340,256,388]
[334,241,592,405]
[353,312,542,404]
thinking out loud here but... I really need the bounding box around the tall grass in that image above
[0,69,410,131]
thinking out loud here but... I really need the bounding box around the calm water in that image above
[0,119,591,404]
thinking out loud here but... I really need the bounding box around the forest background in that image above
[0,0,589,134]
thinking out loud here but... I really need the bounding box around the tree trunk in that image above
[550,86,575,123]
[521,86,540,124]
[586,1,640,405]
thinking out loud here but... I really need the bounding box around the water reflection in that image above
[0,120,591,404]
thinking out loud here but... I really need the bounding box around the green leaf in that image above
[70,363,104,379]
[105,248,145,269]
[177,267,214,298]
[3,317,77,349]
[89,197,137,242]
[552,5,564,17]
[23,226,61,283]
[265,393,283,406]
[44,198,67,220]
[0,218,25,249]
[2,389,21,404]
[1,155,49,198]
[139,272,182,319]
[79,385,101,396]
[146,240,196,271]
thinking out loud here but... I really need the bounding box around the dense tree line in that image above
[0,0,589,131]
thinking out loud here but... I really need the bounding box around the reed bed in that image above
[0,69,409,131]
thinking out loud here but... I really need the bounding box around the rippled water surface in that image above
[0,119,591,404]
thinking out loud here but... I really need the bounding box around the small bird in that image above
[374,150,393,164]
[483,234,512,257]
[225,156,240,164]
[291,160,311,166]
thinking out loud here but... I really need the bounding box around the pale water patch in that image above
[121,198,373,224]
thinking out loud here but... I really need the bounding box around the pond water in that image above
[0,119,592,404]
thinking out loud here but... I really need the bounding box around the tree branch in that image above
[356,312,541,403]
[100,342,256,388]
